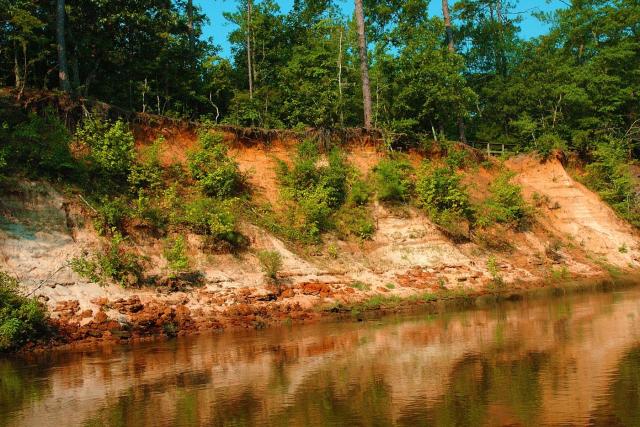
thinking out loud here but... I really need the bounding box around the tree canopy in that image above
[1,0,638,155]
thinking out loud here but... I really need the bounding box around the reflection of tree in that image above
[397,354,490,426]
[0,360,50,423]
[395,351,548,427]
[265,365,394,426]
[590,345,640,427]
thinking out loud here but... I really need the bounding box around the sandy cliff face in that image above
[1,134,639,346]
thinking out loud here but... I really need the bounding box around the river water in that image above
[2,284,640,426]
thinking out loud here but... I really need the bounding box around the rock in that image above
[94,310,108,323]
[280,288,295,298]
[91,297,109,307]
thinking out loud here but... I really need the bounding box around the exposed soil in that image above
[2,129,639,351]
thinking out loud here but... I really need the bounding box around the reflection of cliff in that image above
[4,289,640,426]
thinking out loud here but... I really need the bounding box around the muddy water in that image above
[2,285,640,427]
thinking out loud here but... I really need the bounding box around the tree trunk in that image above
[442,0,467,143]
[337,28,343,125]
[13,42,22,90]
[187,0,194,46]
[56,0,71,93]
[246,0,253,99]
[354,0,372,129]
[442,0,454,53]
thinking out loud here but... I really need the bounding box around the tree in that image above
[442,0,467,142]
[56,0,71,93]
[354,0,373,129]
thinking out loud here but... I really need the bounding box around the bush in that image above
[8,112,78,179]
[373,157,414,202]
[183,198,246,250]
[132,190,167,232]
[257,250,283,281]
[187,131,242,198]
[0,272,48,351]
[163,236,190,276]
[582,137,640,227]
[94,196,130,235]
[416,163,472,223]
[128,137,164,190]
[71,232,143,287]
[534,133,566,159]
[276,142,350,240]
[76,118,136,184]
[348,177,371,206]
[476,171,531,229]
[334,205,375,240]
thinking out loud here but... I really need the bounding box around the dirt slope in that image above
[1,136,639,348]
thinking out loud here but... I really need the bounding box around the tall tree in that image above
[442,0,467,142]
[442,0,454,53]
[247,0,253,99]
[56,0,71,93]
[354,0,372,129]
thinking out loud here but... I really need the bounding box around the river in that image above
[2,283,640,426]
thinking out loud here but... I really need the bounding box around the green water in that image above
[2,284,640,426]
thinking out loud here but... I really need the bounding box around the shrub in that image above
[476,171,531,229]
[535,133,566,159]
[0,272,48,351]
[372,157,414,202]
[163,236,190,276]
[334,205,375,240]
[183,198,246,250]
[128,137,164,190]
[9,112,78,179]
[131,190,167,232]
[94,196,130,235]
[416,163,473,238]
[257,250,283,281]
[76,118,135,183]
[71,232,143,287]
[276,142,350,240]
[348,177,371,206]
[187,131,242,198]
[487,256,506,291]
[582,137,640,227]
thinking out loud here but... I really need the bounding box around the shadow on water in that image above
[1,282,640,426]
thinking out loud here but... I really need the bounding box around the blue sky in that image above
[195,0,563,58]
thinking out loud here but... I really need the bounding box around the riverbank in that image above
[2,104,639,353]
[19,273,640,353]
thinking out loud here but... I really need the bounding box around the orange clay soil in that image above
[2,126,639,350]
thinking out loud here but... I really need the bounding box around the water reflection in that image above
[1,287,640,426]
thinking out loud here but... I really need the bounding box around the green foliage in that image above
[487,256,506,291]
[276,141,352,242]
[182,198,245,250]
[349,281,371,291]
[256,250,283,280]
[187,131,243,198]
[373,157,414,202]
[5,112,78,179]
[334,205,375,240]
[163,236,190,276]
[477,171,531,229]
[582,138,640,227]
[94,197,130,235]
[0,272,48,351]
[69,256,101,283]
[76,118,135,184]
[416,163,472,238]
[534,134,567,160]
[71,232,143,287]
[128,138,164,190]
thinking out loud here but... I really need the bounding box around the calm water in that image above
[2,285,640,427]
